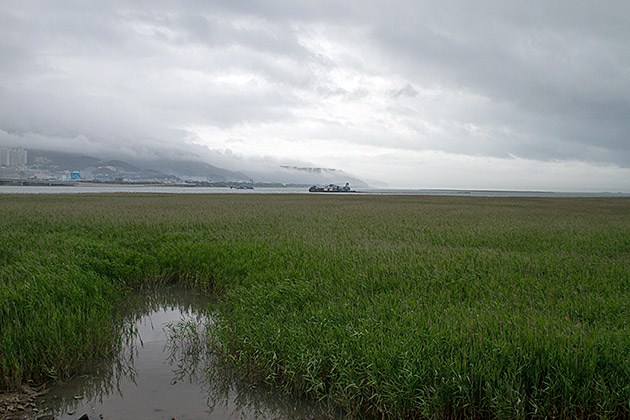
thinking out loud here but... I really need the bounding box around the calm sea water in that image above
[0,185,628,197]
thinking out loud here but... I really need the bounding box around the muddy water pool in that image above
[35,288,340,420]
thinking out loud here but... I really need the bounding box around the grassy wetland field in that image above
[1,194,629,419]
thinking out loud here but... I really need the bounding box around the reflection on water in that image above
[37,287,339,420]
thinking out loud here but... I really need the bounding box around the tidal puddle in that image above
[37,288,338,420]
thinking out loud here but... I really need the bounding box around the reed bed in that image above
[1,194,629,419]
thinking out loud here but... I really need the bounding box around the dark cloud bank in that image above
[1,0,629,189]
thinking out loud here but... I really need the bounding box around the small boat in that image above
[309,183,354,193]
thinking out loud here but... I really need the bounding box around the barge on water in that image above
[309,183,355,193]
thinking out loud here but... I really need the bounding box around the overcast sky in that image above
[1,0,629,190]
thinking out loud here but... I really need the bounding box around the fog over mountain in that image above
[1,1,629,191]
[15,147,369,186]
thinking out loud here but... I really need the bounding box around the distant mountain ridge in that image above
[249,165,369,187]
[136,159,251,182]
[280,165,343,174]
[22,149,370,186]
[27,150,250,182]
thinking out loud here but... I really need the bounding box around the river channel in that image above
[33,287,340,420]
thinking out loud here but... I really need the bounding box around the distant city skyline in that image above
[0,147,27,168]
[1,1,629,191]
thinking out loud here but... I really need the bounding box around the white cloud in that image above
[1,0,629,191]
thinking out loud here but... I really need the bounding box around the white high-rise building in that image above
[0,147,28,167]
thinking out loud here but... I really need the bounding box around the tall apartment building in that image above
[0,147,28,167]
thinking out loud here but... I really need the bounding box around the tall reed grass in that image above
[1,194,629,418]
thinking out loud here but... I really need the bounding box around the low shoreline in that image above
[0,385,49,420]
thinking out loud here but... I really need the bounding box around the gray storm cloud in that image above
[1,0,629,189]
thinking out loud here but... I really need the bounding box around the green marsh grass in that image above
[1,194,629,419]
